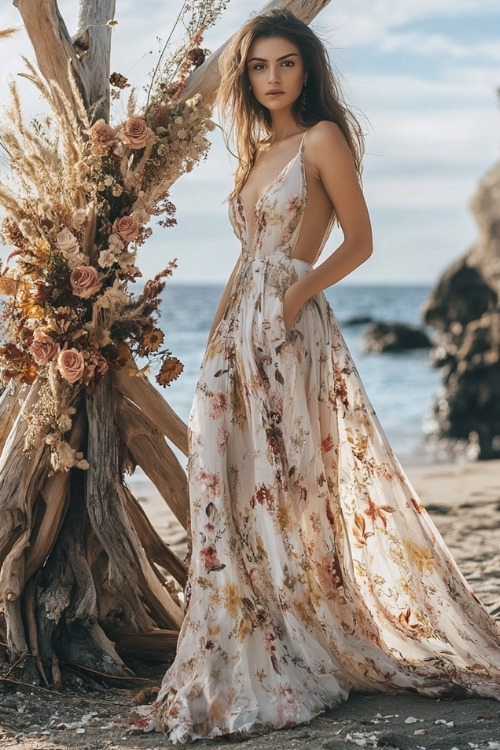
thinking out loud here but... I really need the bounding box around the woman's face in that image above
[246,36,306,114]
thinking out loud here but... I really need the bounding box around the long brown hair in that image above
[218,10,364,198]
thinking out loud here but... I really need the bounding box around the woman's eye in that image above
[282,60,294,67]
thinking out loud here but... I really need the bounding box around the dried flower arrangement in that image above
[0,3,223,473]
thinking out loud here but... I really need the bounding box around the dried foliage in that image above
[145,0,229,109]
[0,27,19,41]
[0,4,225,472]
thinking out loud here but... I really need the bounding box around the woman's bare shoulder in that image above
[306,120,348,150]
[304,121,352,176]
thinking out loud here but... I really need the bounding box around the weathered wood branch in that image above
[36,476,132,680]
[179,0,332,107]
[113,629,178,661]
[0,408,86,668]
[116,392,189,528]
[14,0,90,113]
[0,381,49,572]
[113,364,188,456]
[123,484,187,587]
[75,0,116,121]
[0,381,23,456]
[85,375,183,630]
[24,409,87,581]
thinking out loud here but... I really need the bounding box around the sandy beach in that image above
[1,460,500,750]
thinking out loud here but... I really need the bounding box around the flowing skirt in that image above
[136,252,500,744]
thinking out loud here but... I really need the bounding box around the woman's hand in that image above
[283,282,306,331]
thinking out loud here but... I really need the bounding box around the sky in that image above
[0,0,499,286]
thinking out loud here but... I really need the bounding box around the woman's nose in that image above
[268,65,280,83]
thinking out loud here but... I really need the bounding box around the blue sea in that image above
[158,283,441,466]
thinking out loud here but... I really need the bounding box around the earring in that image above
[299,81,307,113]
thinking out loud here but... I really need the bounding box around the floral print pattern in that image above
[136,136,500,744]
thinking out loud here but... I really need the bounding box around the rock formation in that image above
[361,322,432,353]
[423,159,500,460]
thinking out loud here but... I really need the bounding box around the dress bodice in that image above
[229,136,333,264]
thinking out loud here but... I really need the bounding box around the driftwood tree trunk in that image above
[1,0,331,686]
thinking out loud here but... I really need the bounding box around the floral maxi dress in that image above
[139,136,500,743]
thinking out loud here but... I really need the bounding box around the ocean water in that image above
[157,283,441,466]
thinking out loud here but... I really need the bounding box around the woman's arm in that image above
[283,121,373,329]
[206,255,242,344]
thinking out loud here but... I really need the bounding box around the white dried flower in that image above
[57,414,73,433]
[97,281,129,309]
[118,252,137,269]
[108,233,125,252]
[98,249,118,268]
[50,440,89,472]
[185,94,202,109]
[72,209,88,230]
[18,219,38,241]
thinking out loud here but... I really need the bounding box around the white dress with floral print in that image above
[138,135,500,743]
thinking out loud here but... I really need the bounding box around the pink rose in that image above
[118,116,154,149]
[89,119,118,149]
[112,216,139,243]
[29,330,60,366]
[58,348,85,384]
[70,265,102,299]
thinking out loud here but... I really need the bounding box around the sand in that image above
[1,460,500,750]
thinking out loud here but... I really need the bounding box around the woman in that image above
[137,9,500,743]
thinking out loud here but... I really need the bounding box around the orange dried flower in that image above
[19,362,38,385]
[18,287,45,319]
[141,328,164,353]
[110,72,130,89]
[156,356,183,387]
[112,341,131,369]
[35,237,51,261]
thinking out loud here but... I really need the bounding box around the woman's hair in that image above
[218,9,365,197]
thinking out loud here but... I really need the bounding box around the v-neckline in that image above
[237,134,306,224]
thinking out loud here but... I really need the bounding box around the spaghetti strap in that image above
[299,129,308,153]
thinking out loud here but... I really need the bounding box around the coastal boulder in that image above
[423,257,497,333]
[343,315,374,326]
[362,322,432,353]
[424,159,500,459]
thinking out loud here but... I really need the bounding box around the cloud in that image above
[365,107,499,167]
[349,71,499,108]
[365,176,478,211]
[379,32,500,62]
[325,0,500,47]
